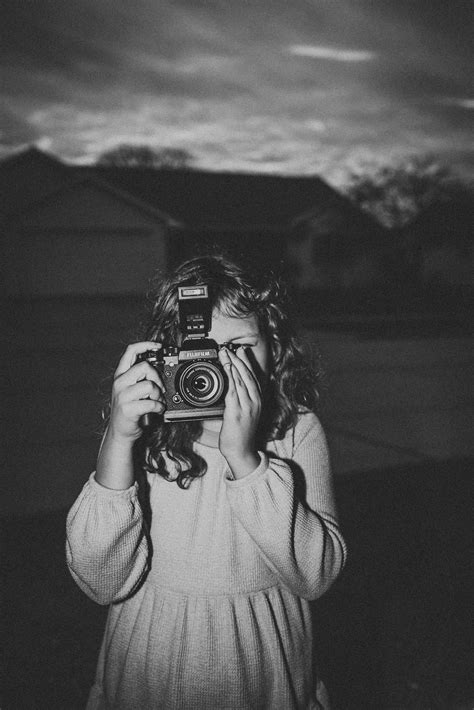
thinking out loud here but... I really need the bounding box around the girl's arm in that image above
[66,473,148,605]
[225,412,347,600]
[66,342,165,604]
[96,341,165,489]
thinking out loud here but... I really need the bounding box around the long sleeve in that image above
[224,413,347,600]
[66,473,150,605]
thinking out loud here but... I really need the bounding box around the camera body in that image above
[137,285,236,422]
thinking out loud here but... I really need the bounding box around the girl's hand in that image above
[218,346,262,478]
[108,342,165,442]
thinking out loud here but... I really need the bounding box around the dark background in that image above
[2,1,473,707]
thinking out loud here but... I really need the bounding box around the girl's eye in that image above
[220,341,257,352]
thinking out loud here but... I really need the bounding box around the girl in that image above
[66,255,347,710]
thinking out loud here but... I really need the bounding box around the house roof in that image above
[78,165,346,230]
[1,146,370,233]
[0,148,178,225]
[0,147,73,221]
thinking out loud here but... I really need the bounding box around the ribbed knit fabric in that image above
[66,412,346,710]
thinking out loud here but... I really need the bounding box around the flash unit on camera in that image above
[178,284,211,337]
[178,286,208,299]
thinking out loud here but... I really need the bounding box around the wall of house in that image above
[287,232,384,289]
[2,297,145,517]
[421,245,474,287]
[2,182,167,296]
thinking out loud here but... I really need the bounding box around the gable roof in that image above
[1,146,362,231]
[78,165,347,230]
[0,147,72,221]
[0,149,178,225]
[0,146,63,172]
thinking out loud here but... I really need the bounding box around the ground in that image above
[3,457,473,710]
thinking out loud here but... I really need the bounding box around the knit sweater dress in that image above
[66,412,346,710]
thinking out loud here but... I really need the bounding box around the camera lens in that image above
[194,375,209,392]
[178,362,225,407]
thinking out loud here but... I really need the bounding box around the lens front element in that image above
[178,362,225,407]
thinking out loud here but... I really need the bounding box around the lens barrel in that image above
[178,362,225,407]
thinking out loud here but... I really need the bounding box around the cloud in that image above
[22,86,470,187]
[288,45,376,62]
[0,0,472,182]
[440,98,474,110]
[0,103,40,146]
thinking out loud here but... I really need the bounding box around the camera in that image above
[137,285,236,423]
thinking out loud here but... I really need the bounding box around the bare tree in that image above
[96,144,195,169]
[344,155,473,229]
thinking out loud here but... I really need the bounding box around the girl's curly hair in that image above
[136,254,321,488]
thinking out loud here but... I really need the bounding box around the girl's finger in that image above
[229,361,247,408]
[236,345,262,392]
[228,349,260,401]
[119,379,163,404]
[219,348,238,401]
[235,348,262,394]
[114,359,164,393]
[123,398,165,419]
[115,342,162,377]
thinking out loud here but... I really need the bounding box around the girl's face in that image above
[209,309,270,387]
[203,310,270,438]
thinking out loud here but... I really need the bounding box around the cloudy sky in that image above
[1,0,472,185]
